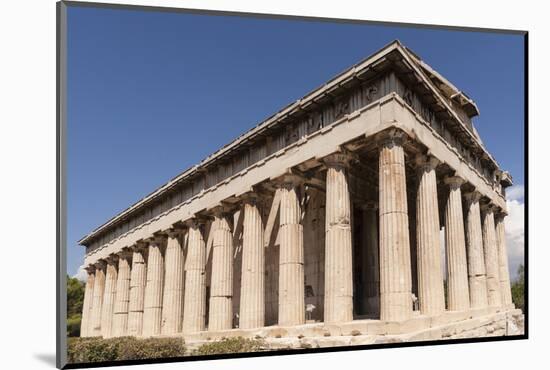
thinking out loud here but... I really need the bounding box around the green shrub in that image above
[511,264,525,312]
[118,337,187,360]
[67,337,121,363]
[67,314,82,337]
[194,337,266,356]
[67,337,186,363]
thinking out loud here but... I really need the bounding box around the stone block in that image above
[405,327,443,342]
[452,318,482,334]
[364,321,390,335]
[350,335,377,345]
[336,320,371,336]
[382,321,404,335]
[267,338,300,350]
[299,338,321,348]
[316,337,353,348]
[400,316,431,333]
[470,307,491,318]
[323,323,344,336]
[430,310,469,327]
[373,336,403,344]
[269,327,289,338]
[177,308,525,350]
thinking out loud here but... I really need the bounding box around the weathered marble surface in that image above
[78,42,517,342]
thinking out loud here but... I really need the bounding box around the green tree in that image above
[511,264,525,312]
[67,275,85,337]
[67,275,85,316]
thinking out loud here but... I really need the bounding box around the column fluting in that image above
[100,256,118,338]
[444,176,470,311]
[495,213,513,306]
[378,130,413,322]
[127,245,147,336]
[464,191,488,309]
[112,250,132,337]
[482,205,502,307]
[323,153,354,323]
[239,197,265,329]
[415,154,445,316]
[209,211,234,331]
[278,177,305,326]
[89,261,106,336]
[161,229,185,335]
[80,266,95,337]
[142,237,166,337]
[183,221,207,333]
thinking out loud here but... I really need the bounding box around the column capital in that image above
[131,241,148,253]
[444,175,466,189]
[322,151,354,169]
[145,235,166,247]
[240,191,262,205]
[494,210,507,222]
[94,260,107,269]
[375,128,407,148]
[415,154,440,172]
[463,190,482,203]
[165,227,184,238]
[116,247,133,260]
[105,254,119,265]
[184,216,208,229]
[480,202,497,214]
[273,173,304,189]
[85,265,96,274]
[208,203,235,218]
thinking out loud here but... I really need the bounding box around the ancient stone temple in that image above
[78,41,523,346]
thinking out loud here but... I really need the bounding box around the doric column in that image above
[361,202,379,316]
[112,250,132,337]
[239,196,265,329]
[415,154,445,316]
[464,191,488,309]
[209,210,234,331]
[183,220,207,333]
[100,256,118,338]
[482,204,502,307]
[142,236,166,337]
[278,176,305,326]
[444,176,470,311]
[495,212,513,307]
[161,229,185,335]
[323,152,354,323]
[80,266,95,337]
[89,261,106,336]
[378,130,412,321]
[127,245,147,336]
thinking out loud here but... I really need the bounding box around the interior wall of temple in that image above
[302,187,326,322]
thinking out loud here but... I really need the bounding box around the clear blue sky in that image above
[67,5,525,276]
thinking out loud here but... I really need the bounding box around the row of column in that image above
[80,180,309,338]
[377,130,513,321]
[80,130,514,337]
